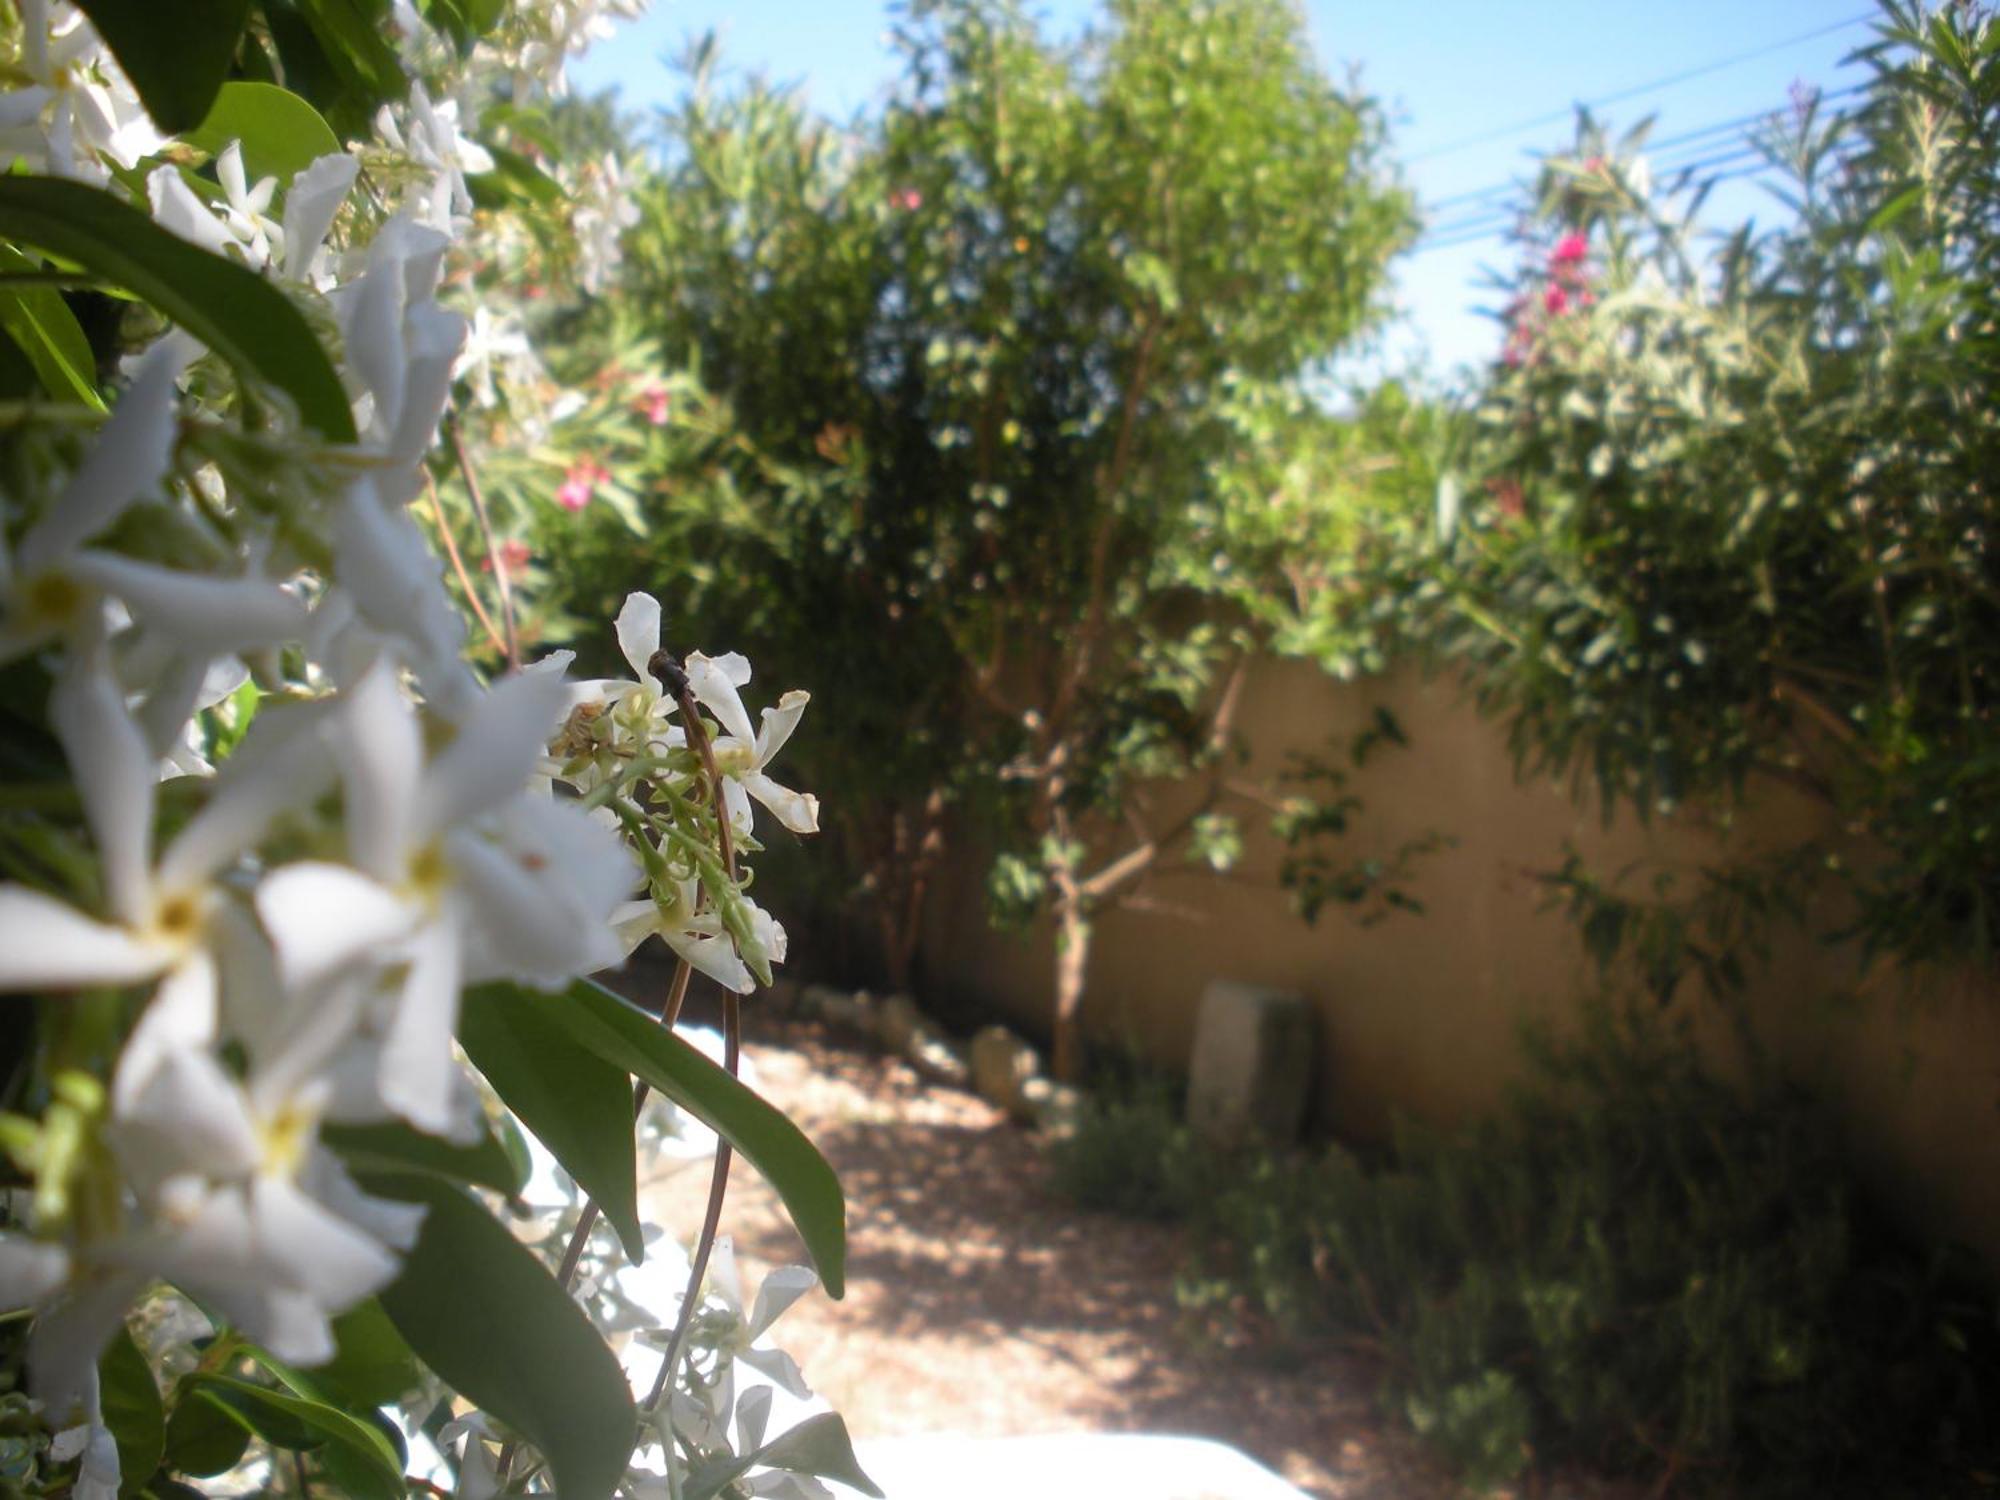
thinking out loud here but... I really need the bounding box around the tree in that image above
[548,0,1415,1076]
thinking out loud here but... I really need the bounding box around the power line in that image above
[1407,12,1874,164]
[1413,81,1871,251]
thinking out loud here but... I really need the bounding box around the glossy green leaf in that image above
[0,246,103,409]
[458,984,644,1262]
[294,0,409,108]
[491,979,848,1298]
[97,1322,165,1493]
[183,83,344,189]
[685,1413,883,1500]
[187,1375,403,1498]
[70,0,249,133]
[467,144,563,210]
[160,1388,250,1479]
[0,178,356,442]
[368,1175,636,1500]
[323,1113,527,1196]
[316,1299,424,1409]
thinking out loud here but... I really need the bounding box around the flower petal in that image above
[0,885,167,990]
[746,1264,817,1341]
[50,659,155,926]
[20,341,186,573]
[754,691,810,765]
[742,773,820,836]
[614,592,662,689]
[337,659,422,882]
[684,651,756,745]
[379,913,463,1136]
[281,153,359,282]
[420,669,570,835]
[68,551,306,657]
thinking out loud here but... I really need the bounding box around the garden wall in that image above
[919,656,2000,1266]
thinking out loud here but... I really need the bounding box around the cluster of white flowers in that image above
[0,2,817,1489]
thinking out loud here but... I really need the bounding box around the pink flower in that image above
[636,384,671,426]
[1543,284,1572,316]
[891,187,923,212]
[1550,231,1588,266]
[556,459,609,513]
[482,539,532,577]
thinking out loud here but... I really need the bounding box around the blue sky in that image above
[572,2,1874,378]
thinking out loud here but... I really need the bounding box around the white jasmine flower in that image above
[0,343,306,665]
[611,875,786,996]
[329,660,635,1131]
[0,665,335,1107]
[711,692,820,837]
[0,0,164,183]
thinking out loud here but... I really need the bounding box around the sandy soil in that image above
[632,1006,1516,1500]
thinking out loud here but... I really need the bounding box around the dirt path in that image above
[637,1010,1474,1500]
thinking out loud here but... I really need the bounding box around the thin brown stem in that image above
[643,688,743,1414]
[445,413,519,668]
[424,470,508,660]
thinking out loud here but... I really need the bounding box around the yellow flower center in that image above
[404,840,452,904]
[146,889,208,951]
[258,1102,317,1180]
[23,569,84,627]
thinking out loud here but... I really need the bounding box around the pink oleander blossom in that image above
[556,459,609,513]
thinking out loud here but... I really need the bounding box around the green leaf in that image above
[482,979,847,1298]
[294,0,410,109]
[159,1388,250,1479]
[0,245,104,409]
[187,1376,404,1498]
[0,178,356,442]
[182,83,344,190]
[315,1299,424,1409]
[69,0,250,133]
[467,144,564,210]
[368,1175,637,1500]
[97,1322,165,1495]
[685,1413,883,1500]
[323,1113,527,1197]
[457,986,643,1262]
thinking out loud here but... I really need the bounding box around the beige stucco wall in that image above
[919,656,2000,1264]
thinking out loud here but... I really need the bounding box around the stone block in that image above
[875,992,925,1054]
[969,1025,1040,1120]
[1185,980,1313,1148]
[808,985,875,1033]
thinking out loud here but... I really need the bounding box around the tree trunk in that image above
[1050,880,1093,1084]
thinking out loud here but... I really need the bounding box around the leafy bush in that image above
[1067,1008,2000,1494]
[1411,1,2000,971]
[1047,1063,1217,1222]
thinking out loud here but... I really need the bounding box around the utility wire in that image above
[1422,82,1868,218]
[1407,12,1873,164]
[1415,82,1869,250]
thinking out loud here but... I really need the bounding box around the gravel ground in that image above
[634,1006,1498,1500]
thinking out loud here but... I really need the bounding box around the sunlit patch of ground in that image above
[631,998,1645,1500]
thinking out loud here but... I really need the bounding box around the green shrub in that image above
[1071,1007,1999,1494]
[1219,1008,1999,1492]
[1047,1065,1217,1222]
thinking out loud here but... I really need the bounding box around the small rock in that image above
[970,1026,1040,1120]
[875,993,925,1054]
[907,1032,971,1087]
